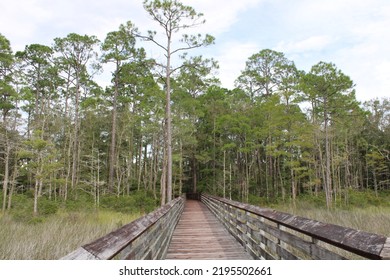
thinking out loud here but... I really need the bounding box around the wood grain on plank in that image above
[166,200,252,260]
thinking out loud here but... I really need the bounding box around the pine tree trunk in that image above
[192,153,197,193]
[324,107,333,209]
[33,178,39,216]
[7,159,18,210]
[165,47,173,203]
[137,136,143,191]
[160,155,167,206]
[223,150,226,198]
[71,79,81,192]
[1,145,10,213]
[108,69,119,192]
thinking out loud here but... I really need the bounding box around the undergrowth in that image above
[0,190,157,259]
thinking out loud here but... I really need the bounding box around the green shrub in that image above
[64,194,95,212]
[345,189,389,208]
[39,198,59,216]
[300,193,327,208]
[248,194,270,207]
[100,191,157,214]
[132,191,157,213]
[7,194,59,221]
[9,194,33,222]
[28,216,45,224]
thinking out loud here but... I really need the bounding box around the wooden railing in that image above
[62,195,185,260]
[201,194,390,260]
[61,192,389,260]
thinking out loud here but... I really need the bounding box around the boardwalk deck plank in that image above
[165,200,252,260]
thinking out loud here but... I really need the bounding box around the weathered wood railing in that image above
[62,195,185,260]
[201,194,390,260]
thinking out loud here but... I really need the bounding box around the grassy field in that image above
[0,210,141,260]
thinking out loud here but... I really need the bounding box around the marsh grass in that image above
[0,210,141,260]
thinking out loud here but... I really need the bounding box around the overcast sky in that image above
[1,0,389,102]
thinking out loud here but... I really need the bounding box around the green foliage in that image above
[4,191,158,224]
[101,21,138,63]
[345,190,390,208]
[64,194,95,212]
[38,197,59,216]
[143,0,207,32]
[295,193,328,208]
[0,33,14,68]
[248,194,274,207]
[1,6,389,218]
[5,195,57,223]
[7,194,34,222]
[265,190,390,211]
[100,191,157,214]
[236,49,299,99]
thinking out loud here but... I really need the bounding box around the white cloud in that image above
[0,0,52,49]
[1,0,389,100]
[264,0,390,101]
[1,0,147,50]
[276,36,333,54]
[335,39,390,101]
[213,41,260,89]
[181,0,264,36]
[335,2,390,100]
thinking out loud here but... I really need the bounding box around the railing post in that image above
[276,224,282,260]
[380,238,390,260]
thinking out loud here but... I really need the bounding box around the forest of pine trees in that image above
[1,1,390,216]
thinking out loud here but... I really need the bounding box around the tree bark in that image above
[165,35,173,203]
[71,77,81,192]
[1,144,10,213]
[108,65,119,192]
[7,158,18,210]
[324,103,333,209]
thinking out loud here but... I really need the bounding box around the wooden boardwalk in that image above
[63,194,390,260]
[166,200,252,260]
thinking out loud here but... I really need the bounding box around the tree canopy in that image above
[1,1,389,215]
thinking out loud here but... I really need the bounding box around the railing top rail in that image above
[62,195,184,260]
[201,194,390,260]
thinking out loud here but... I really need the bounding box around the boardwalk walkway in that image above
[166,200,252,260]
[62,194,390,260]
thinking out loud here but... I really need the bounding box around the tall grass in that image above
[0,210,141,260]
